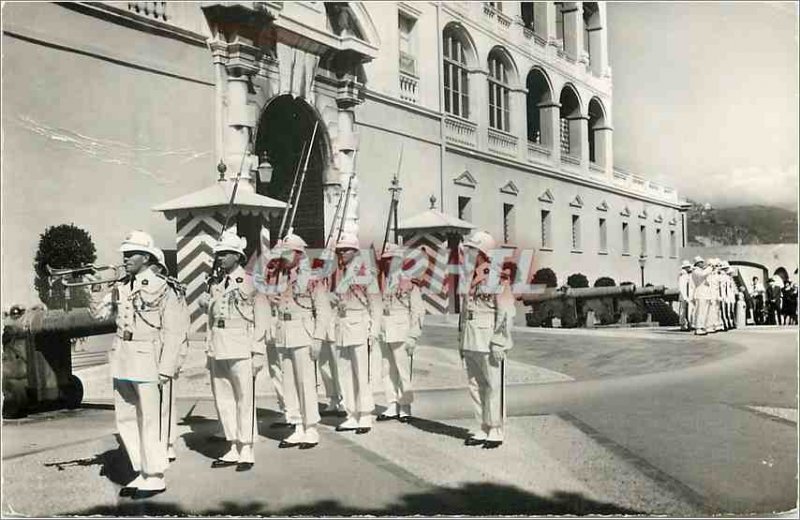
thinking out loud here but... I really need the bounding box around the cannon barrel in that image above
[3,308,116,341]
[522,284,667,305]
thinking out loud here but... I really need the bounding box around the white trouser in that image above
[277,347,302,424]
[114,379,167,476]
[265,342,290,420]
[159,377,178,448]
[337,343,374,417]
[679,301,690,329]
[282,346,321,427]
[381,341,414,408]
[693,299,712,332]
[211,358,255,445]
[319,341,342,405]
[463,351,504,430]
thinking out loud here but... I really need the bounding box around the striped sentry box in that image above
[176,212,224,335]
[404,231,451,315]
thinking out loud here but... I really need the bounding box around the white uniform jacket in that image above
[206,266,264,360]
[90,269,185,382]
[331,267,381,347]
[459,262,516,354]
[379,277,425,344]
[274,268,331,349]
[679,271,695,302]
[691,267,714,301]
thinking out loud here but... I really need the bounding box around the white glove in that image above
[404,337,417,356]
[490,345,505,364]
[310,339,322,361]
[252,352,265,375]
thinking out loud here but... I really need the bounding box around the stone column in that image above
[562,2,583,61]
[545,1,560,56]
[336,77,363,237]
[223,37,261,193]
[593,126,613,176]
[587,3,608,76]
[473,69,490,150]
[511,87,528,162]
[568,114,589,167]
[539,101,561,165]
[533,1,549,38]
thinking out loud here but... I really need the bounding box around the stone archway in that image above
[252,94,333,248]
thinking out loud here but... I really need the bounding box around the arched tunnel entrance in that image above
[251,95,331,249]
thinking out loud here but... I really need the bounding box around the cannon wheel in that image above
[61,375,84,409]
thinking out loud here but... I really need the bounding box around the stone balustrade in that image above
[488,127,518,157]
[445,116,478,148]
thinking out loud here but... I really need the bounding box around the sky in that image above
[607,1,798,209]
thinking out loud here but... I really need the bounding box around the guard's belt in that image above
[279,311,312,321]
[338,308,368,318]
[212,319,250,330]
[117,330,159,342]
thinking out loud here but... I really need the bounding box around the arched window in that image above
[582,3,600,63]
[488,49,511,132]
[559,85,581,157]
[443,27,470,118]
[526,68,552,145]
[588,97,606,164]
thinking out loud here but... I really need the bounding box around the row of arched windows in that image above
[442,22,608,164]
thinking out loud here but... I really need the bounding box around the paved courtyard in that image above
[2,324,797,516]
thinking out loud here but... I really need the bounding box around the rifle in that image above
[380,145,404,255]
[278,139,309,240]
[286,122,319,236]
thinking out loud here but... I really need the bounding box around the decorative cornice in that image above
[499,180,519,196]
[569,194,584,208]
[620,206,631,217]
[597,200,609,212]
[453,170,478,188]
[538,189,554,203]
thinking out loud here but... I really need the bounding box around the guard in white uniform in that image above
[376,243,425,423]
[332,233,380,434]
[272,233,330,449]
[150,248,190,463]
[202,231,265,471]
[691,256,713,335]
[88,231,184,498]
[678,260,695,331]
[253,230,300,430]
[459,231,515,449]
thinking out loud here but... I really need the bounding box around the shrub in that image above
[594,276,616,288]
[566,273,589,289]
[34,224,97,309]
[531,267,558,288]
[620,281,635,287]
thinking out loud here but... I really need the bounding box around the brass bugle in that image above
[47,264,125,288]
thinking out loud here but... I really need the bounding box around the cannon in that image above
[522,284,679,328]
[2,306,115,418]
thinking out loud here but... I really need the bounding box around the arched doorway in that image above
[253,95,331,248]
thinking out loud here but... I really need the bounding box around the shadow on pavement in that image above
[180,407,294,461]
[42,434,136,487]
[62,482,643,516]
[405,416,471,441]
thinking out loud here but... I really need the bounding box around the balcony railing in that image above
[527,141,551,163]
[488,127,518,157]
[589,162,605,176]
[561,154,580,166]
[445,116,478,148]
[399,71,418,104]
[98,2,210,35]
[127,1,167,21]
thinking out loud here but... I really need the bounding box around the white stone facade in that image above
[2,2,688,307]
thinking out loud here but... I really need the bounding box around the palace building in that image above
[3,2,688,327]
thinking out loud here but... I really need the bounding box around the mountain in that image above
[686,203,798,246]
